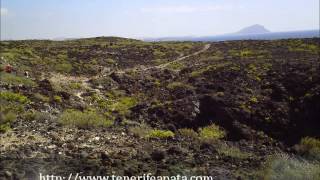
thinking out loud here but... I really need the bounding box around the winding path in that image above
[45,44,211,100]
[154,44,211,70]
[114,43,211,74]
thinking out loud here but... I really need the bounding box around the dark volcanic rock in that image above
[151,150,166,161]
[38,79,53,92]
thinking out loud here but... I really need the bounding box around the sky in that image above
[0,0,319,40]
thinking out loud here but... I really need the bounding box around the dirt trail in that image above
[154,44,211,69]
[45,44,211,98]
[48,73,102,100]
[113,44,211,74]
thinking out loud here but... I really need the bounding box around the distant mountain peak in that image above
[236,24,271,34]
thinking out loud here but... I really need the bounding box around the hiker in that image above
[4,64,13,73]
[99,66,104,74]
[24,71,30,78]
[97,66,104,78]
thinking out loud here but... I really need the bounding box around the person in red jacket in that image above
[4,64,13,73]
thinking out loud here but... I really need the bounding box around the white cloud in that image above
[140,5,232,13]
[1,8,9,16]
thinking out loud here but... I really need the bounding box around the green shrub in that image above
[0,111,17,133]
[190,69,205,78]
[22,110,48,121]
[167,62,184,70]
[59,109,113,129]
[53,95,62,103]
[33,93,50,103]
[105,58,116,64]
[229,49,255,58]
[95,97,110,109]
[199,124,226,141]
[288,43,319,53]
[22,111,37,121]
[108,97,138,116]
[240,50,253,57]
[129,124,152,138]
[54,63,72,73]
[300,137,320,161]
[217,144,251,159]
[167,82,193,90]
[178,128,199,139]
[301,137,320,150]
[105,89,126,99]
[0,101,25,114]
[0,72,37,87]
[191,63,231,78]
[0,91,29,104]
[147,129,175,139]
[261,153,320,180]
[153,79,161,87]
[69,82,82,90]
[250,97,259,103]
[91,77,113,88]
[153,49,166,58]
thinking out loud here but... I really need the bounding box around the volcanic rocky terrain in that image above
[0,37,319,179]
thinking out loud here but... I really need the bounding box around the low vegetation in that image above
[0,91,29,132]
[0,37,202,76]
[190,62,231,78]
[22,110,48,122]
[59,109,113,129]
[147,129,175,139]
[167,82,194,90]
[1,37,319,178]
[54,63,73,73]
[288,41,319,53]
[299,137,320,161]
[33,93,50,103]
[0,72,37,87]
[177,128,199,139]
[261,153,320,180]
[129,124,152,138]
[108,97,138,116]
[199,124,226,141]
[69,82,83,90]
[217,144,251,159]
[166,62,185,70]
[0,111,16,132]
[0,91,29,104]
[53,95,63,103]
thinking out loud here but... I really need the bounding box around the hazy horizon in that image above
[1,0,319,40]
